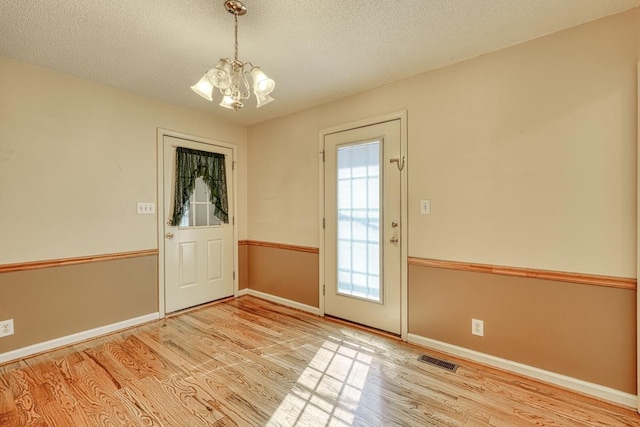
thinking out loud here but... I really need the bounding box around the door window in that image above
[336,140,382,302]
[179,177,223,227]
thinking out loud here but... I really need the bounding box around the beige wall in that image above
[248,9,639,278]
[0,56,247,356]
[0,56,248,265]
[246,9,640,394]
[407,10,637,277]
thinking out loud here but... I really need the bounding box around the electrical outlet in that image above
[0,319,14,337]
[472,319,484,337]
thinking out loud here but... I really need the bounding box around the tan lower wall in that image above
[0,255,158,354]
[408,263,636,394]
[238,243,248,290]
[243,244,635,393]
[247,245,319,308]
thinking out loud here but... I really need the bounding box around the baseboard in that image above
[0,312,160,365]
[245,289,320,315]
[237,288,249,297]
[407,334,637,409]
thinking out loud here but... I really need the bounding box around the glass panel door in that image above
[336,140,382,302]
[323,119,401,334]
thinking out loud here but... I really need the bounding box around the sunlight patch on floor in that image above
[266,337,374,426]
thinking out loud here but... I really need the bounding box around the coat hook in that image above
[390,156,405,171]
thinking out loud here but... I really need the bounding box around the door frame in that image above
[157,128,238,318]
[636,60,639,414]
[318,111,408,340]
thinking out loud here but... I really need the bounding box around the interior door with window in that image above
[163,135,234,313]
[324,120,402,334]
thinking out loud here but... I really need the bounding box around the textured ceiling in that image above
[1,0,639,126]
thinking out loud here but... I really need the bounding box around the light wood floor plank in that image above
[0,295,639,426]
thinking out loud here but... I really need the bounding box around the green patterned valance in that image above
[170,147,228,226]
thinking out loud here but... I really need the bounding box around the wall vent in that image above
[417,354,458,372]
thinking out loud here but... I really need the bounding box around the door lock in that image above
[166,232,174,239]
[391,221,398,228]
[390,236,399,244]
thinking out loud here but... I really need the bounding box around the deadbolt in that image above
[391,221,398,228]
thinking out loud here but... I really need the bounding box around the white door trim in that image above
[636,60,639,413]
[157,128,238,318]
[318,111,408,340]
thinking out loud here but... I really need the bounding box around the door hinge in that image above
[321,150,325,162]
[232,161,236,171]
[322,218,325,229]
[323,285,325,296]
[233,271,236,280]
[233,216,235,226]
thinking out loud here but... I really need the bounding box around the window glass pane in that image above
[336,140,381,302]
[351,241,367,273]
[195,177,209,203]
[351,210,368,242]
[179,206,193,227]
[195,204,207,226]
[177,179,226,228]
[208,204,222,226]
[338,239,351,270]
[351,178,367,209]
[368,177,379,208]
[337,180,351,209]
[338,216,351,240]
[338,270,352,293]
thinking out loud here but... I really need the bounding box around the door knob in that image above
[390,236,399,244]
[166,232,174,239]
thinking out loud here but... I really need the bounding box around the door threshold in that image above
[165,295,236,318]
[324,314,401,341]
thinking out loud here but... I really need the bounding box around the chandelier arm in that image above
[240,69,251,100]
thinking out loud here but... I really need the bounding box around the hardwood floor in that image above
[1,296,639,426]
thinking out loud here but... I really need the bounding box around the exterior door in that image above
[163,135,234,313]
[324,120,402,334]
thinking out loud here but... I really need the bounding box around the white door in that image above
[324,120,402,334]
[163,135,234,313]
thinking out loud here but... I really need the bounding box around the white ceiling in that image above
[1,0,638,126]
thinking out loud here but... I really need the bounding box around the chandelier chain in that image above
[234,13,239,62]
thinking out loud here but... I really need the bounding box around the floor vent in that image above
[417,354,458,372]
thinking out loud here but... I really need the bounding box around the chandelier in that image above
[191,0,275,110]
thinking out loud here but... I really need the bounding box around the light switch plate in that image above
[420,199,431,215]
[137,202,155,215]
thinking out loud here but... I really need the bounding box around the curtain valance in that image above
[170,147,228,226]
